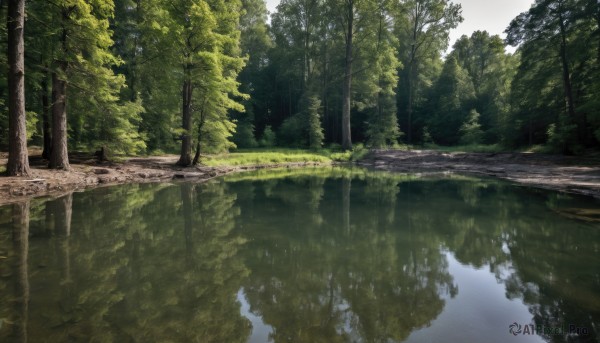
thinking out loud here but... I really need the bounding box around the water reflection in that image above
[0,168,598,343]
[237,172,457,342]
[12,201,29,343]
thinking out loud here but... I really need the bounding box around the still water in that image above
[0,167,599,343]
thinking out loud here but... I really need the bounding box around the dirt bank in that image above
[358,149,600,198]
[0,153,325,206]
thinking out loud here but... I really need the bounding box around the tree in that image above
[307,95,324,149]
[426,56,475,145]
[6,0,30,176]
[31,0,145,169]
[231,0,272,149]
[459,109,484,145]
[506,0,581,152]
[339,0,357,150]
[394,0,462,143]
[449,31,516,143]
[154,0,245,166]
[364,0,402,148]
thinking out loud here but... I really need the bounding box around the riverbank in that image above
[0,153,328,205]
[359,149,600,198]
[2,148,600,205]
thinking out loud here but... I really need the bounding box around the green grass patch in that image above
[329,143,370,162]
[201,148,332,167]
[0,165,5,174]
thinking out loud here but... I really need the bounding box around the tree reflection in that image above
[12,201,30,343]
[237,172,457,342]
[501,198,600,342]
[0,183,251,342]
[0,168,598,343]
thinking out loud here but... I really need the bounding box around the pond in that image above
[0,167,599,342]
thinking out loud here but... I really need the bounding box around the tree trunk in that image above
[49,9,70,170]
[6,0,30,176]
[49,69,70,169]
[596,0,600,67]
[177,74,193,166]
[341,1,353,151]
[406,62,414,143]
[558,9,576,120]
[41,74,52,160]
[405,5,420,145]
[192,141,201,165]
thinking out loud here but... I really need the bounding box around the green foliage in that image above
[259,125,276,147]
[23,0,147,156]
[422,126,434,145]
[307,96,324,149]
[233,115,258,149]
[277,114,306,147]
[546,115,579,154]
[459,109,484,145]
[394,0,463,142]
[450,31,515,144]
[5,0,600,157]
[330,143,369,162]
[505,0,599,151]
[427,57,476,145]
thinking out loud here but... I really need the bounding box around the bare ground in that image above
[0,151,325,205]
[358,149,600,198]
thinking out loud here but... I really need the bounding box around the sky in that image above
[264,0,535,53]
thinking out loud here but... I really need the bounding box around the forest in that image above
[1,0,600,176]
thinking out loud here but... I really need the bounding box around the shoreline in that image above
[2,149,600,205]
[358,149,600,198]
[0,154,329,206]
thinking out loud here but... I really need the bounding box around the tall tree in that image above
[506,0,581,151]
[364,0,402,147]
[394,0,462,143]
[6,0,30,176]
[231,0,272,148]
[339,0,356,150]
[426,56,476,145]
[450,31,516,143]
[157,0,244,166]
[28,0,145,169]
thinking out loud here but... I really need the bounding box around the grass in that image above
[200,145,374,167]
[202,148,333,167]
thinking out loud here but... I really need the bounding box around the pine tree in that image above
[27,0,145,169]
